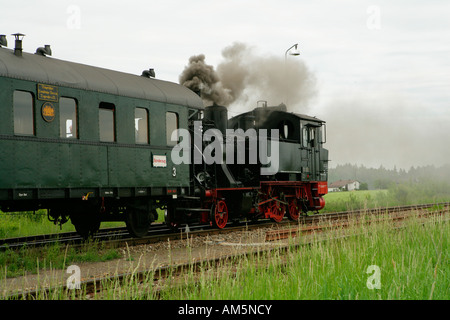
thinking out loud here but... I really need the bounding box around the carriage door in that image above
[300,122,310,181]
[309,126,320,181]
[301,123,320,181]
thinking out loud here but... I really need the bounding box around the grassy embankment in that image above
[155,214,448,300]
[3,211,447,300]
[1,180,449,298]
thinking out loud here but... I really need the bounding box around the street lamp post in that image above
[284,43,301,104]
[285,43,300,61]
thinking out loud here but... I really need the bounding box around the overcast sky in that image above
[2,0,449,169]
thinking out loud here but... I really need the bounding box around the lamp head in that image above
[289,44,300,56]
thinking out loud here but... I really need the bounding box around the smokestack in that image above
[12,33,25,57]
[204,104,228,135]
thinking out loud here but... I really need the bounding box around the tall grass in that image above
[0,241,121,278]
[158,214,449,300]
[0,210,75,239]
[2,213,448,300]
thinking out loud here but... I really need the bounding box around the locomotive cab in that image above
[228,103,328,186]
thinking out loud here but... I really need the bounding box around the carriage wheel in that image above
[126,208,151,238]
[211,200,228,229]
[288,198,300,221]
[71,214,101,239]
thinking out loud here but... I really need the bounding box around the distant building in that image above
[328,180,360,192]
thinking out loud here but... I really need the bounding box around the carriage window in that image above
[99,102,115,142]
[135,107,149,144]
[166,112,178,146]
[14,90,34,135]
[60,97,78,139]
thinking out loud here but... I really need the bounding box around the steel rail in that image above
[1,202,448,251]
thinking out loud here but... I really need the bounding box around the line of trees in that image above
[329,163,450,190]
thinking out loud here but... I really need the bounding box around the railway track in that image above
[1,202,448,251]
[0,224,166,251]
[2,202,448,299]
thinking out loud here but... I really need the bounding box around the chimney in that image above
[12,33,25,56]
[141,68,156,78]
[35,45,52,56]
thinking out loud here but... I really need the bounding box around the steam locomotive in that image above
[0,34,328,238]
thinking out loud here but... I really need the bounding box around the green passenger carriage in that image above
[0,37,203,237]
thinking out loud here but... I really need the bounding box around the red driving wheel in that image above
[269,201,285,223]
[212,200,228,229]
[288,198,300,220]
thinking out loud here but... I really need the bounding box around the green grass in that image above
[0,241,121,278]
[323,180,450,213]
[323,189,389,212]
[0,209,166,239]
[0,208,164,280]
[156,214,449,300]
[28,211,447,300]
[0,210,76,239]
[1,181,448,298]
[2,210,448,300]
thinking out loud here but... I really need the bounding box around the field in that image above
[322,189,389,212]
[323,180,450,212]
[0,210,165,239]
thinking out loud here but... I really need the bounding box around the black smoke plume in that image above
[179,42,317,112]
[178,54,233,106]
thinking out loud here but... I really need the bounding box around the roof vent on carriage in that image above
[12,33,25,56]
[141,68,155,78]
[35,45,52,56]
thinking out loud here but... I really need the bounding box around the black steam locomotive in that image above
[171,102,329,231]
[0,34,328,237]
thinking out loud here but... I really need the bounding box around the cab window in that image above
[278,120,294,140]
